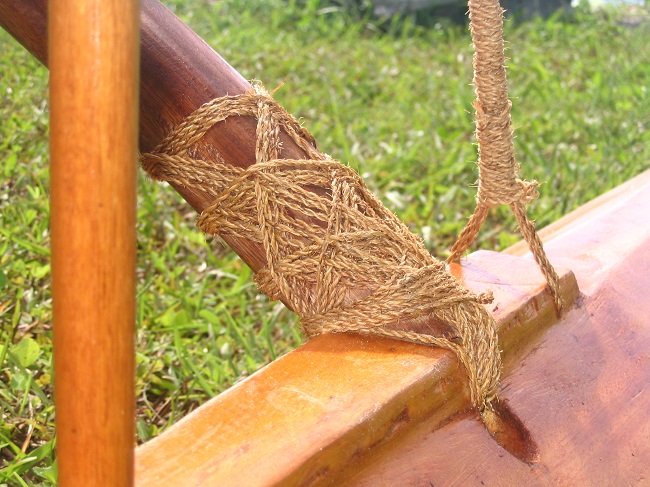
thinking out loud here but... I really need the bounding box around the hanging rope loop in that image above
[449,0,564,314]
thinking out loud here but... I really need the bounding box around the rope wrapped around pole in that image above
[141,78,541,461]
[141,84,502,413]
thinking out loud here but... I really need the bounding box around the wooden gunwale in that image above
[135,250,579,486]
[4,1,648,485]
[133,170,650,486]
[344,168,650,486]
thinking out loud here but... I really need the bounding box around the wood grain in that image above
[344,168,650,486]
[135,251,579,486]
[0,0,47,63]
[49,0,139,485]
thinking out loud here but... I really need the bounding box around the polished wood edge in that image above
[136,168,650,485]
[342,169,650,487]
[505,168,650,257]
[135,251,578,486]
[49,0,139,484]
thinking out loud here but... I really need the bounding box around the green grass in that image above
[1,1,649,484]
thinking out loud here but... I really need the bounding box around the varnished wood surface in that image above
[49,0,139,485]
[135,170,649,486]
[344,168,650,486]
[0,0,47,63]
[6,2,649,484]
[135,251,578,486]
[505,168,650,260]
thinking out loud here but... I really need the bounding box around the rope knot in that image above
[140,85,503,414]
[517,178,540,204]
[449,0,564,316]
[477,176,540,208]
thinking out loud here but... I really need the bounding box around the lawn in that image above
[1,1,649,484]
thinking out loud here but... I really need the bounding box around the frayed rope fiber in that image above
[449,0,563,314]
[141,83,502,414]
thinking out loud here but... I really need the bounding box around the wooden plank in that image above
[49,0,139,485]
[344,168,650,486]
[135,251,578,486]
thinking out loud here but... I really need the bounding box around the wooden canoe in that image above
[2,1,649,485]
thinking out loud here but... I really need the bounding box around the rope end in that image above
[480,398,539,464]
[517,178,540,204]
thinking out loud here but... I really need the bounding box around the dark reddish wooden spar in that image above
[0,0,457,339]
[0,0,303,271]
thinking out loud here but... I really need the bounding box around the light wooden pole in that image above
[49,0,139,485]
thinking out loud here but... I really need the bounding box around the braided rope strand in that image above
[448,0,564,313]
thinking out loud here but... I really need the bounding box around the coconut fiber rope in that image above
[141,82,501,416]
[449,0,564,313]
[139,0,562,432]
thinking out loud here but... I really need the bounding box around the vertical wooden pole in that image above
[49,0,139,485]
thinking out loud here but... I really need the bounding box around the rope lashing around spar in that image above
[449,0,564,314]
[140,83,502,414]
